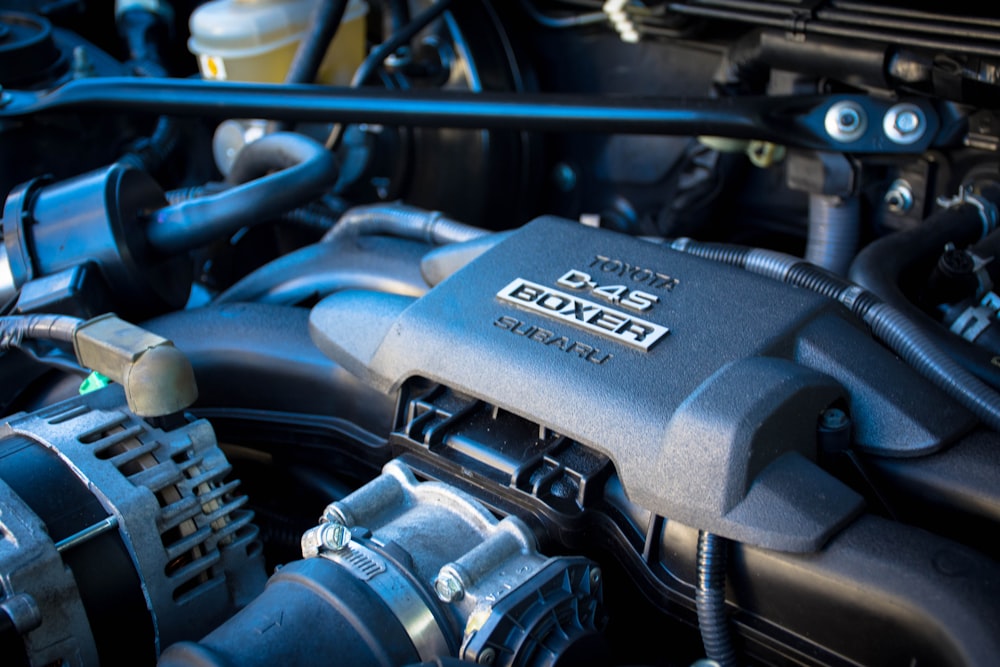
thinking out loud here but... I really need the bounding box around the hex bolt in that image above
[883,103,926,145]
[894,110,920,134]
[824,101,867,143]
[884,179,914,214]
[433,568,465,603]
[477,648,497,665]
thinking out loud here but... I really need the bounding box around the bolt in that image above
[894,110,920,135]
[590,567,602,587]
[839,109,860,131]
[884,179,914,214]
[477,648,497,665]
[319,521,351,551]
[433,569,465,603]
[300,521,351,557]
[824,101,867,143]
[883,104,926,145]
[820,408,849,431]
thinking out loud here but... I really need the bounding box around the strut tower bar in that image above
[0,77,942,154]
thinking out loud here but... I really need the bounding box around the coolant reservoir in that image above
[188,0,367,84]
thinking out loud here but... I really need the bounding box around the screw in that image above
[883,104,926,145]
[433,569,465,603]
[884,179,914,214]
[477,648,497,665]
[319,521,351,551]
[301,521,351,557]
[824,101,867,143]
[820,408,849,431]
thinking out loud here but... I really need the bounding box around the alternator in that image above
[0,385,265,666]
[160,460,607,667]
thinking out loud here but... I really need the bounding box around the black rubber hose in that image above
[146,132,338,253]
[324,0,453,149]
[166,186,341,233]
[117,7,170,78]
[116,7,179,172]
[270,0,351,133]
[387,0,412,33]
[286,0,350,84]
[322,202,489,246]
[119,116,180,173]
[848,200,1000,388]
[671,237,1000,432]
[350,0,454,87]
[696,531,737,667]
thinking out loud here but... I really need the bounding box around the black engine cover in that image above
[309,217,971,551]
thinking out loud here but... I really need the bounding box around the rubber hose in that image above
[696,531,737,667]
[671,238,1000,432]
[286,0,349,85]
[350,0,453,87]
[166,184,336,232]
[322,203,489,246]
[116,7,178,171]
[119,116,180,172]
[806,195,859,276]
[269,0,351,133]
[146,133,338,253]
[848,201,1000,388]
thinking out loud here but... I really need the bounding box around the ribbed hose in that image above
[147,133,338,253]
[671,237,1000,432]
[321,203,489,246]
[696,531,737,667]
[0,315,81,351]
[806,195,859,276]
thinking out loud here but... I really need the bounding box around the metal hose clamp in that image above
[937,186,1000,239]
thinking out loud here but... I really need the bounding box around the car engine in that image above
[0,1,998,665]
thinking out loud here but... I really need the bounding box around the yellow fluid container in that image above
[188,0,367,84]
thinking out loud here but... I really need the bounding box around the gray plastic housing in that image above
[310,217,969,551]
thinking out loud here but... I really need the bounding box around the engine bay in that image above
[0,1,998,665]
